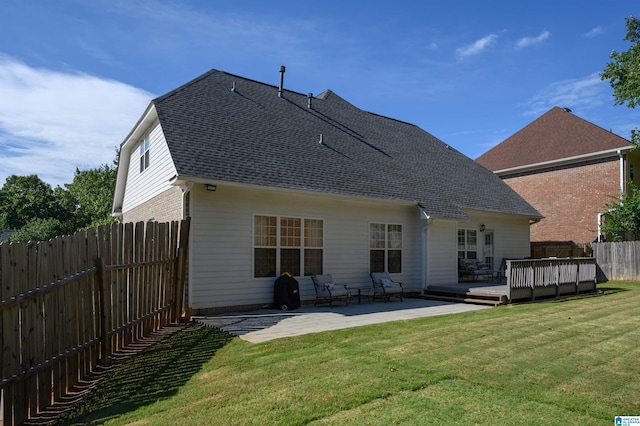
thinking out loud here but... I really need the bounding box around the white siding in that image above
[186,185,533,310]
[461,211,532,263]
[122,122,177,213]
[427,219,458,285]
[188,185,426,310]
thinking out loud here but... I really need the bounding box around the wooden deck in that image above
[422,282,509,306]
[423,258,598,306]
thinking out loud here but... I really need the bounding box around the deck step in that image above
[421,291,507,306]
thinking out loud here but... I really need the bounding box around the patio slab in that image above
[194,298,489,343]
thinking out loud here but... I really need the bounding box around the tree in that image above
[0,154,119,243]
[601,183,640,241]
[9,217,68,243]
[0,175,71,231]
[601,16,640,145]
[64,164,117,229]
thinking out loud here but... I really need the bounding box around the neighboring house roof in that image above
[476,106,633,173]
[119,68,541,220]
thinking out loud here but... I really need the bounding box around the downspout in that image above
[418,205,434,293]
[619,150,625,195]
[600,147,625,242]
[180,182,193,219]
[599,150,626,242]
[597,212,604,242]
[596,150,625,242]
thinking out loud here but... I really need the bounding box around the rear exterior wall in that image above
[121,186,183,224]
[502,158,620,244]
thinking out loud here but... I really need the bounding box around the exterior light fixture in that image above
[206,184,217,192]
[480,224,485,232]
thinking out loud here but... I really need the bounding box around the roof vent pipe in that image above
[278,65,286,97]
[307,93,313,109]
[231,81,236,92]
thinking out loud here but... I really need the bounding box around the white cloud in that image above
[516,30,550,48]
[522,72,606,117]
[583,26,604,38]
[0,54,153,187]
[456,34,498,57]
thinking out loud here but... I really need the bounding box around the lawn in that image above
[55,282,640,425]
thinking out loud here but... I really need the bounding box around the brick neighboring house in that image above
[477,106,640,251]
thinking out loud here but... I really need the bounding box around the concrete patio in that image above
[194,298,489,343]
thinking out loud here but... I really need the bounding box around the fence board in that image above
[592,241,640,281]
[0,219,190,424]
[36,241,52,412]
[134,221,144,341]
[2,243,19,424]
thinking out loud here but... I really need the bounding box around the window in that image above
[254,216,277,278]
[370,223,402,273]
[304,219,324,276]
[139,135,150,172]
[253,215,323,278]
[483,231,494,268]
[458,229,477,260]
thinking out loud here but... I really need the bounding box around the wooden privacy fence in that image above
[506,258,597,301]
[591,241,640,281]
[0,219,190,426]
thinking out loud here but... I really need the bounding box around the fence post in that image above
[94,257,111,366]
[173,247,185,323]
[174,218,191,322]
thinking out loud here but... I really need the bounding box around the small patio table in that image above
[348,286,373,304]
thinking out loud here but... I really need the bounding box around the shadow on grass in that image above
[538,286,629,304]
[51,323,233,425]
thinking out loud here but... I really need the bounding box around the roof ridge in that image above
[155,68,325,104]
[557,107,631,145]
[477,106,632,171]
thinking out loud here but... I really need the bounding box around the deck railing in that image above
[506,258,597,301]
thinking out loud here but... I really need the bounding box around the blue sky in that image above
[0,0,637,187]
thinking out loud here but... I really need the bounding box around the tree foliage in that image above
[599,16,640,241]
[601,16,640,110]
[65,164,118,229]
[601,183,640,241]
[0,175,70,232]
[9,218,68,243]
[0,161,118,243]
[601,15,640,146]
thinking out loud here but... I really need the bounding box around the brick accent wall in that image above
[122,186,184,224]
[502,157,621,244]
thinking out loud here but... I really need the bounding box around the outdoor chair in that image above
[458,258,493,281]
[370,272,403,302]
[311,274,351,307]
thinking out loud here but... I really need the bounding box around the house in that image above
[476,106,640,250]
[0,229,15,242]
[112,67,541,313]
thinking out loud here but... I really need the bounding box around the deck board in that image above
[427,282,509,297]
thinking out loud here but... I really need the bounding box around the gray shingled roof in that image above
[153,69,541,220]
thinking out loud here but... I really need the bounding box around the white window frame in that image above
[253,214,324,278]
[458,228,477,260]
[369,223,403,273]
[139,134,150,173]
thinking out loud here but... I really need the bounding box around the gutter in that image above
[494,146,633,176]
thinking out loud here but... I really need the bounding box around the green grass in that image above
[55,282,640,425]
